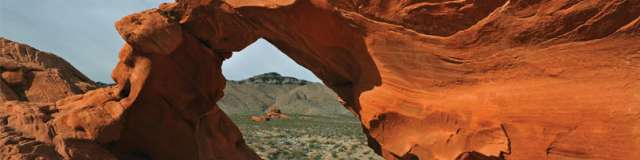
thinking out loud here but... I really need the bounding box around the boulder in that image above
[250,105,289,122]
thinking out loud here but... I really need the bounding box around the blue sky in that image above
[0,0,320,82]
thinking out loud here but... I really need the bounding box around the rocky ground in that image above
[229,114,382,160]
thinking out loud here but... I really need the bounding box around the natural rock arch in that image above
[100,0,639,159]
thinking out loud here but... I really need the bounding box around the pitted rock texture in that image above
[106,0,639,159]
[1,87,123,160]
[0,38,96,103]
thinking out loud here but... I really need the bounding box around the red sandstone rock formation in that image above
[264,106,287,120]
[2,0,640,159]
[0,38,96,103]
[0,39,120,159]
[250,115,267,122]
[251,105,289,122]
[1,87,126,159]
[0,38,123,159]
[107,0,638,159]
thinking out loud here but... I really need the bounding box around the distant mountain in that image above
[218,72,352,117]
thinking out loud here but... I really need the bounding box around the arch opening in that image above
[218,38,382,159]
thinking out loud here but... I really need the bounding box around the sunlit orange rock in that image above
[250,115,267,122]
[0,37,123,159]
[264,106,288,120]
[1,88,124,159]
[106,0,639,159]
[250,105,289,122]
[1,38,120,159]
[3,0,639,159]
[0,38,96,103]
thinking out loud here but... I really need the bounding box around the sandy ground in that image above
[230,114,383,160]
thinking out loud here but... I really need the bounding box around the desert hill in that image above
[218,72,352,117]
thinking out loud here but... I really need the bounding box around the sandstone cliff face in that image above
[105,0,639,159]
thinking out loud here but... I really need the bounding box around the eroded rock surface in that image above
[108,0,639,159]
[0,38,96,103]
[0,39,121,160]
[1,87,126,160]
[2,0,640,159]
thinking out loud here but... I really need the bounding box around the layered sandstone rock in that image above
[0,38,121,159]
[0,38,96,103]
[3,0,640,159]
[108,0,639,159]
[1,87,124,160]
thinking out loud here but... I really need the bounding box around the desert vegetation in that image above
[229,114,382,160]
